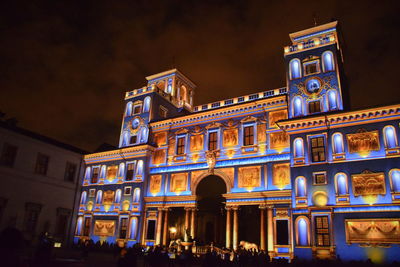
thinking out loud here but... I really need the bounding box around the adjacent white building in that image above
[0,120,85,246]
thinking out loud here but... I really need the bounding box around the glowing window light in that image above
[96,190,103,204]
[333,133,344,154]
[129,217,138,239]
[290,59,301,79]
[297,218,309,246]
[336,173,348,195]
[294,138,304,158]
[293,96,303,117]
[384,126,397,149]
[125,101,133,116]
[115,189,122,203]
[323,51,334,72]
[143,96,151,113]
[80,191,87,204]
[390,169,400,192]
[133,188,141,203]
[296,177,306,197]
[328,90,338,110]
[75,217,83,235]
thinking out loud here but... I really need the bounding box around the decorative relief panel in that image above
[351,170,386,196]
[223,129,238,147]
[270,132,289,150]
[347,130,380,154]
[150,175,162,195]
[269,110,288,128]
[345,219,400,244]
[103,190,115,205]
[154,132,167,146]
[106,166,118,181]
[257,124,267,143]
[238,166,261,188]
[190,134,204,152]
[170,173,188,192]
[152,149,166,165]
[168,137,175,156]
[94,220,115,236]
[272,163,290,189]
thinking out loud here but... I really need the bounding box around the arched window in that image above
[295,177,307,197]
[96,190,103,204]
[75,217,83,235]
[289,58,301,79]
[118,163,125,177]
[332,133,344,154]
[295,216,310,246]
[335,173,348,195]
[80,191,87,204]
[125,102,133,116]
[327,90,338,111]
[133,188,141,203]
[293,138,304,158]
[143,96,151,113]
[135,160,144,178]
[84,167,91,180]
[100,165,106,178]
[384,126,398,149]
[129,217,138,239]
[293,96,303,117]
[390,169,400,192]
[122,131,130,147]
[115,189,122,203]
[179,85,187,102]
[322,51,335,72]
[139,127,149,143]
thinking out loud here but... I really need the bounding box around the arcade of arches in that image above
[152,174,280,252]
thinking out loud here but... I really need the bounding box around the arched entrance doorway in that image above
[196,175,226,246]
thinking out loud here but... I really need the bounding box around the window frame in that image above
[313,171,327,185]
[176,136,186,155]
[308,100,321,114]
[303,59,320,76]
[124,186,132,196]
[208,131,218,151]
[91,166,100,184]
[133,104,142,115]
[35,153,50,176]
[64,161,77,182]
[243,125,255,146]
[0,143,18,167]
[322,51,335,72]
[309,135,327,163]
[126,161,136,181]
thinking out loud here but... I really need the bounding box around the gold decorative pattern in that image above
[272,163,290,189]
[170,173,188,192]
[223,128,238,147]
[270,132,289,150]
[257,124,267,143]
[238,166,261,188]
[154,132,167,146]
[168,137,176,156]
[269,110,288,128]
[150,175,162,195]
[351,170,386,196]
[103,190,115,205]
[190,134,204,152]
[345,219,400,244]
[106,166,118,181]
[152,149,166,165]
[346,130,380,154]
[94,220,115,236]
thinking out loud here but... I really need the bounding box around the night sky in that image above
[1,0,399,152]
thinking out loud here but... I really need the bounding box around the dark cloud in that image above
[1,0,399,151]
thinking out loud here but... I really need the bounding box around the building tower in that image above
[119,69,196,148]
[284,21,346,119]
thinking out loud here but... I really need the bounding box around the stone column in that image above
[155,209,163,245]
[184,207,190,241]
[225,207,232,248]
[267,206,274,257]
[190,208,197,239]
[259,205,266,251]
[232,206,239,251]
[162,208,169,246]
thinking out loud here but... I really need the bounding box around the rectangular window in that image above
[91,167,99,183]
[304,61,319,75]
[130,135,137,144]
[276,220,289,245]
[89,189,96,197]
[208,132,218,150]
[64,162,77,182]
[24,203,42,233]
[83,217,91,236]
[310,137,326,162]
[133,105,141,114]
[119,218,128,239]
[0,143,18,167]
[126,162,135,181]
[243,126,254,146]
[124,187,132,195]
[315,216,330,247]
[176,137,185,155]
[146,220,156,240]
[313,172,327,185]
[35,153,49,175]
[308,101,321,114]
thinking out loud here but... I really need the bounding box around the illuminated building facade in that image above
[74,21,400,262]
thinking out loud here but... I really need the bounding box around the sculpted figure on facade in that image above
[238,166,261,188]
[206,150,217,174]
[94,220,115,236]
[269,110,288,128]
[272,163,290,189]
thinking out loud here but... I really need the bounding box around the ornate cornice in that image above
[278,104,400,133]
[84,145,156,164]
